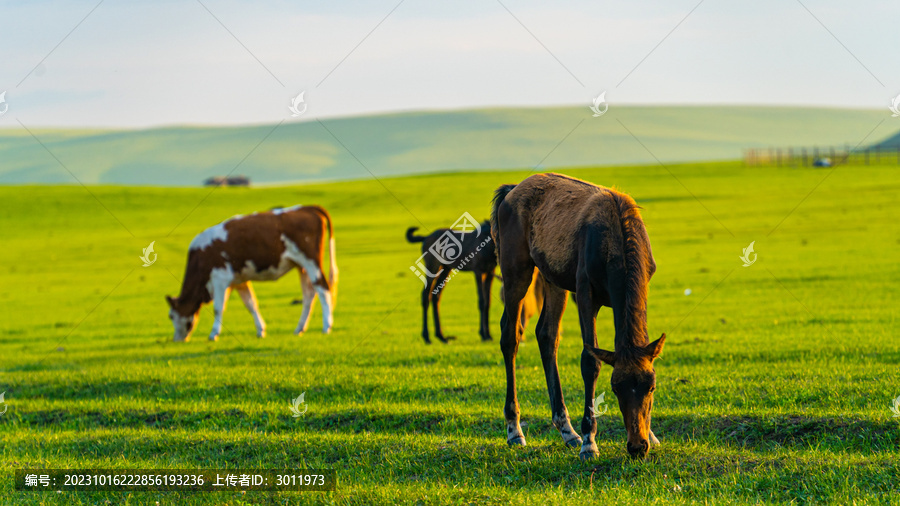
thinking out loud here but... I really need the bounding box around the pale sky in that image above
[1,0,898,127]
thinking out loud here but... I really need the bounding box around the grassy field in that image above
[1,105,894,185]
[1,161,899,504]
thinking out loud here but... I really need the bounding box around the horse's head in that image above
[587,333,666,459]
[166,295,199,342]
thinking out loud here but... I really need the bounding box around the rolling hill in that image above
[0,105,894,186]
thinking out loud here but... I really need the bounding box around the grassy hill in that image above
[1,161,898,504]
[0,106,894,186]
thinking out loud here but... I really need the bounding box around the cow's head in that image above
[166,295,199,342]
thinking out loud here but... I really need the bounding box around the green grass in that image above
[1,105,896,185]
[1,160,899,504]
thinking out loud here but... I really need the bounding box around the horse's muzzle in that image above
[627,439,649,459]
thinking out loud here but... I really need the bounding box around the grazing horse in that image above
[167,205,338,341]
[406,221,496,343]
[491,173,665,459]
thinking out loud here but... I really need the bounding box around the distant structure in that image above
[745,145,899,167]
[204,175,251,187]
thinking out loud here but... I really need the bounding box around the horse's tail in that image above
[406,227,426,243]
[490,184,517,248]
[609,191,652,344]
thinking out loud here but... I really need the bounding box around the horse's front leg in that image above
[500,268,533,446]
[576,280,601,460]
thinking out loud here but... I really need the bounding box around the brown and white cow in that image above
[166,205,338,342]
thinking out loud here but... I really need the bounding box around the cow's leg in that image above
[576,272,602,460]
[295,269,317,335]
[236,282,266,338]
[313,278,333,334]
[209,285,231,342]
[536,283,580,448]
[431,268,452,343]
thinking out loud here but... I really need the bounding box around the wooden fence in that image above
[744,145,900,167]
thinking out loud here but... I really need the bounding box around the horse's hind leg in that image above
[431,268,452,343]
[420,276,432,344]
[475,270,493,341]
[536,283,581,448]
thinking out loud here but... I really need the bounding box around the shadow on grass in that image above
[6,426,900,505]
[9,407,899,453]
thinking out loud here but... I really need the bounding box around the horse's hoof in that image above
[649,431,660,446]
[565,436,583,448]
[481,336,493,342]
[507,436,527,447]
[580,441,599,460]
[208,334,219,342]
[257,330,266,338]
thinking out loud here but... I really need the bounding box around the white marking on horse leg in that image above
[507,420,526,446]
[649,429,660,446]
[552,410,582,448]
[314,285,333,334]
[580,437,599,460]
[295,270,317,334]
[207,265,234,341]
[236,283,266,338]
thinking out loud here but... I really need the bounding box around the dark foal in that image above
[491,173,666,460]
[406,220,497,344]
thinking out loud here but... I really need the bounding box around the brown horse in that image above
[491,173,665,459]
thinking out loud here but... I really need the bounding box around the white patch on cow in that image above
[238,260,258,281]
[272,205,302,215]
[281,234,321,281]
[237,256,294,283]
[190,222,229,251]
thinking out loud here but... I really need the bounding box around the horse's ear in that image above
[646,333,666,360]
[165,295,175,308]
[586,346,616,366]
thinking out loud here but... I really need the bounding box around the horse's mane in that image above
[610,191,652,353]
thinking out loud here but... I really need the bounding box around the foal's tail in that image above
[406,227,426,243]
[490,184,517,247]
